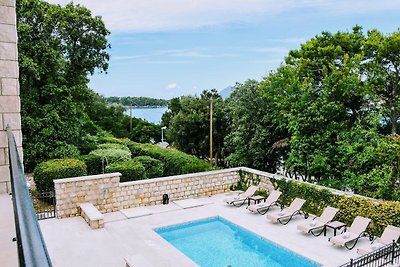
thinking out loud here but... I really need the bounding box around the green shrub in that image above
[97,143,130,152]
[93,137,212,176]
[49,142,80,159]
[98,135,132,146]
[105,160,146,182]
[133,156,164,178]
[127,142,212,176]
[85,148,131,175]
[33,159,87,192]
[271,178,400,236]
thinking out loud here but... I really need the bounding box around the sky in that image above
[46,0,400,99]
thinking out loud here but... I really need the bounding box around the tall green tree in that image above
[364,30,400,134]
[224,80,287,172]
[17,0,110,171]
[260,27,374,181]
[163,90,227,165]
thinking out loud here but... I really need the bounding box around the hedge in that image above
[85,148,132,175]
[105,160,146,182]
[33,159,87,192]
[97,143,130,152]
[270,178,400,236]
[233,171,400,237]
[126,142,212,176]
[133,156,164,178]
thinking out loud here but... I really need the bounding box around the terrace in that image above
[3,148,400,267]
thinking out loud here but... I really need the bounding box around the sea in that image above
[125,107,168,125]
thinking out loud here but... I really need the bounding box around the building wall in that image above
[0,0,22,194]
[54,169,241,218]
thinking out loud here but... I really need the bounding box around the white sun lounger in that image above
[297,206,339,236]
[357,225,400,255]
[223,185,258,207]
[329,216,371,250]
[266,198,307,225]
[247,190,282,215]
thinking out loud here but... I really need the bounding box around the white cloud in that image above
[46,0,400,32]
[46,0,400,33]
[167,83,178,89]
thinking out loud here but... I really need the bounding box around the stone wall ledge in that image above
[119,167,242,187]
[54,172,121,184]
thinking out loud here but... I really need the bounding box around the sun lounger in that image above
[223,185,258,207]
[329,216,371,250]
[297,206,339,236]
[266,198,308,225]
[357,225,400,255]
[247,190,282,215]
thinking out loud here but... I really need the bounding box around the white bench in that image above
[79,203,104,229]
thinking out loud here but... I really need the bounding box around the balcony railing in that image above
[339,241,400,267]
[7,126,52,266]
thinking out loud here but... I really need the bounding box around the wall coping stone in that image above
[119,168,241,187]
[54,172,121,184]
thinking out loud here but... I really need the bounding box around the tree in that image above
[163,90,227,165]
[224,80,287,172]
[17,0,110,171]
[259,27,374,181]
[364,30,400,134]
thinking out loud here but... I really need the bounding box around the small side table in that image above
[247,195,266,206]
[324,221,346,236]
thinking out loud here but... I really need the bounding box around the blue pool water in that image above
[155,217,320,267]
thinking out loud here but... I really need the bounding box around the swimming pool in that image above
[155,217,320,267]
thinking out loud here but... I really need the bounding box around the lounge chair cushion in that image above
[297,220,325,233]
[247,190,281,213]
[224,185,258,204]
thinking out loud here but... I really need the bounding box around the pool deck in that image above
[36,192,370,267]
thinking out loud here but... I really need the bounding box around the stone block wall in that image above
[54,173,121,218]
[0,0,22,194]
[118,169,239,209]
[54,169,240,218]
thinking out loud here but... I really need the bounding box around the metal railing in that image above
[339,241,400,267]
[7,127,53,266]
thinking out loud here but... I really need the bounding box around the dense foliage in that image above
[162,89,227,165]
[17,0,164,171]
[106,96,168,107]
[33,159,87,192]
[17,1,400,202]
[127,142,213,176]
[105,160,146,182]
[133,156,164,178]
[271,178,400,237]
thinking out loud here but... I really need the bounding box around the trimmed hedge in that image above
[33,159,87,192]
[271,178,400,236]
[133,156,164,178]
[97,143,130,152]
[127,142,212,176]
[105,160,146,182]
[85,148,131,175]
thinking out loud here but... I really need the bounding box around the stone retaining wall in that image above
[54,169,241,218]
[54,166,371,219]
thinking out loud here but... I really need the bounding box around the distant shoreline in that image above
[125,105,167,109]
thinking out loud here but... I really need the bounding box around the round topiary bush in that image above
[33,159,87,192]
[85,148,131,174]
[133,156,164,178]
[105,160,146,182]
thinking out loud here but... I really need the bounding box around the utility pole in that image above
[129,106,133,132]
[210,97,213,166]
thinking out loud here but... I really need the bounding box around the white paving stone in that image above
[121,206,152,218]
[39,194,366,267]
